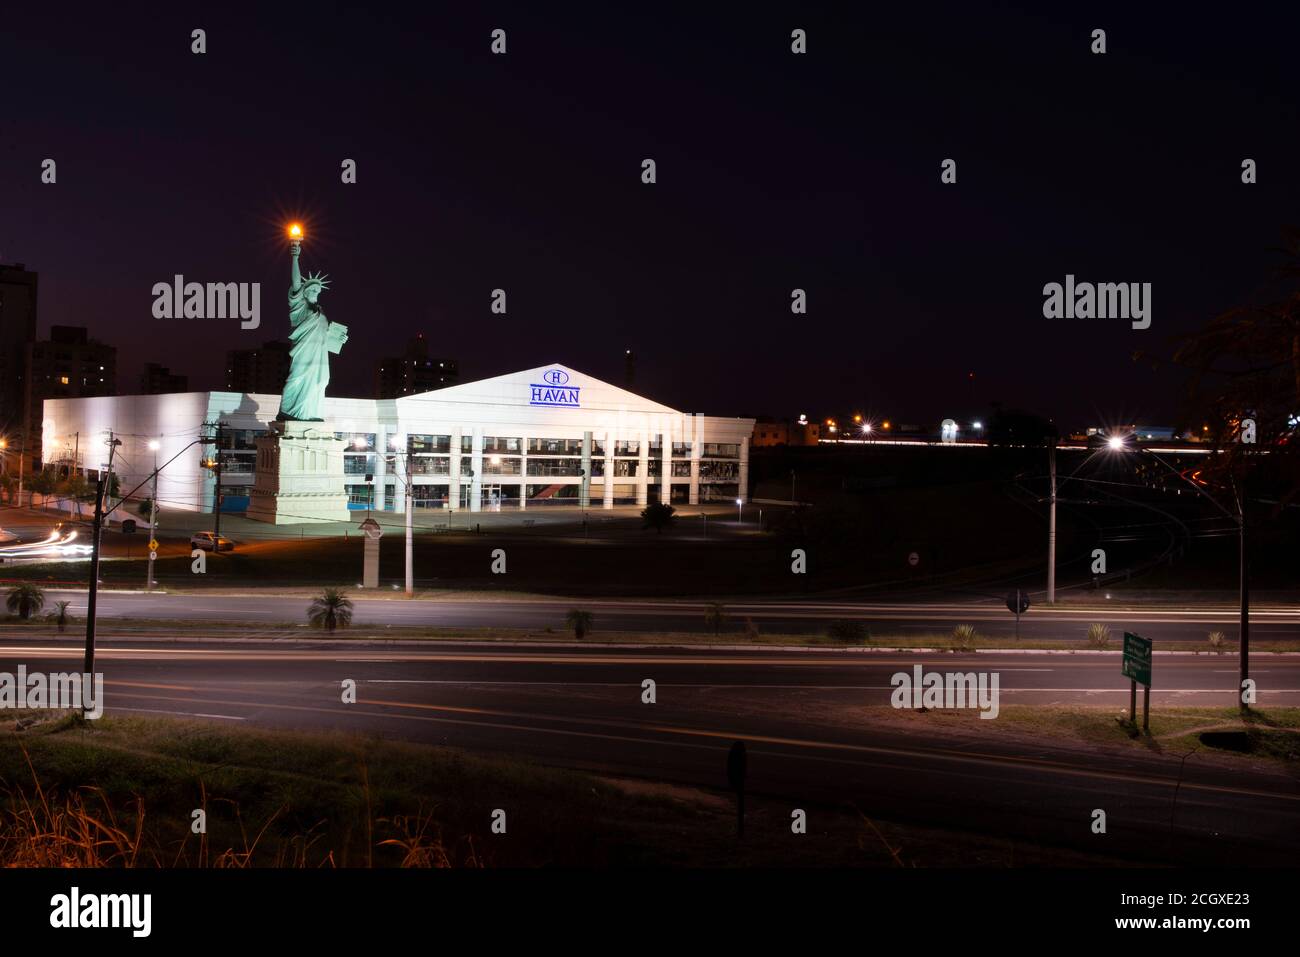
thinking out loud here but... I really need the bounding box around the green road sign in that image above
[1122,631,1152,687]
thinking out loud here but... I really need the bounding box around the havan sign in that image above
[529,369,581,408]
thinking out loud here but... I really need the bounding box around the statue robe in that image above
[276,284,347,422]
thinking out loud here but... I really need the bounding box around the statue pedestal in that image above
[247,420,351,524]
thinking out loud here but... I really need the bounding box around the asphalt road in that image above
[39,589,1300,643]
[1,638,1296,865]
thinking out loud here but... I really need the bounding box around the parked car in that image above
[190,531,234,551]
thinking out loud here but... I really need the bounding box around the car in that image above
[190,531,234,551]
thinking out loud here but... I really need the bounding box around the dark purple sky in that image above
[4,2,1299,428]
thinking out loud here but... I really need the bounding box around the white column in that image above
[689,414,702,505]
[660,423,671,505]
[636,429,649,506]
[515,442,524,508]
[581,431,593,509]
[470,428,483,512]
[738,435,750,504]
[449,428,462,510]
[373,428,389,511]
[392,431,407,513]
[603,429,614,509]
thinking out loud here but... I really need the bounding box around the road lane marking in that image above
[100,689,1300,804]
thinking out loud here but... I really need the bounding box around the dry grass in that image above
[0,739,462,868]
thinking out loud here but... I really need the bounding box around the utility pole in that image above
[16,430,25,508]
[1047,442,1057,604]
[1236,482,1249,714]
[405,454,413,596]
[211,422,224,539]
[146,442,159,590]
[84,431,121,683]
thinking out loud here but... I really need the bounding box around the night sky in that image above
[4,3,1299,428]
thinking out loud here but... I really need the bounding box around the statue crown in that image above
[304,270,331,289]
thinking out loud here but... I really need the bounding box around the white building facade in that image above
[41,364,754,518]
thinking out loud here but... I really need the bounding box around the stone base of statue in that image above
[246,420,351,524]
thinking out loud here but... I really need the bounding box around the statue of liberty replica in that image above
[249,223,352,524]
[278,226,348,421]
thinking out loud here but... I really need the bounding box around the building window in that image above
[702,443,740,458]
[528,437,583,454]
[409,434,451,454]
[526,457,583,477]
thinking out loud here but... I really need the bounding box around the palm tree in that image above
[565,608,593,640]
[703,602,727,635]
[308,588,354,633]
[52,600,71,633]
[6,583,46,621]
[640,501,676,534]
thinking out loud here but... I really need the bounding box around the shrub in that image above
[950,623,977,652]
[50,600,72,633]
[565,608,593,640]
[828,619,868,643]
[307,588,354,633]
[640,501,676,534]
[6,583,46,621]
[703,603,727,635]
[1208,631,1226,654]
[1086,623,1111,648]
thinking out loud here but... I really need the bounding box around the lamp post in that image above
[1047,441,1057,604]
[146,440,159,590]
[85,435,214,682]
[736,497,743,525]
[1109,437,1250,713]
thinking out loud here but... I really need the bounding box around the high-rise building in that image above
[0,263,38,437]
[25,325,117,469]
[226,340,292,394]
[374,333,458,398]
[139,362,189,394]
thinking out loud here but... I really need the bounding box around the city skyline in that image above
[5,6,1299,424]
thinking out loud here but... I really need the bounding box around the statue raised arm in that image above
[275,244,344,422]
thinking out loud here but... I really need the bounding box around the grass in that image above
[0,713,1129,867]
[3,615,1298,652]
[875,705,1300,764]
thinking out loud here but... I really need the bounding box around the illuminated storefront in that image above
[42,364,754,517]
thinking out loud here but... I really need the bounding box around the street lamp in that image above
[1107,439,1251,712]
[146,440,160,589]
[736,497,743,524]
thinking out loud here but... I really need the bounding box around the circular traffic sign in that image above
[907,551,920,567]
